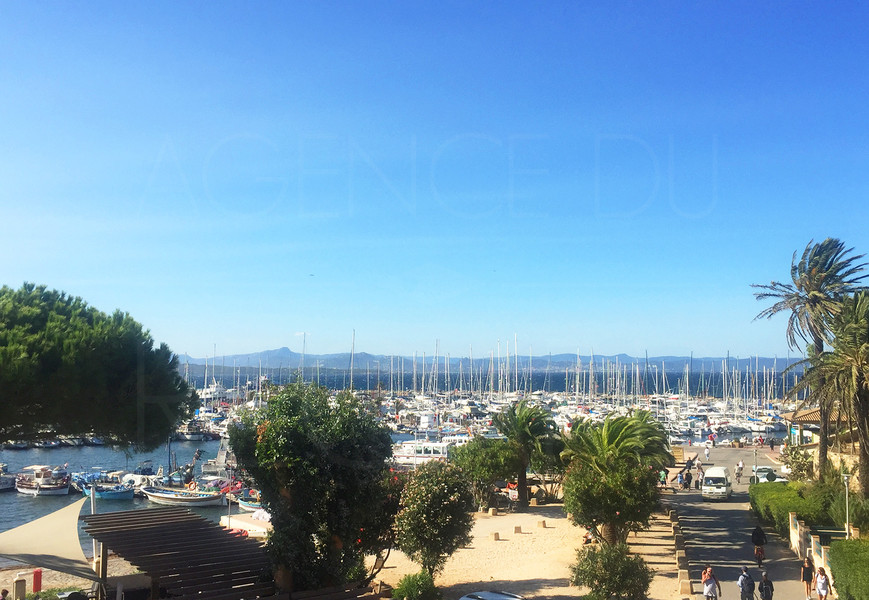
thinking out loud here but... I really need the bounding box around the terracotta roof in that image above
[780,408,845,424]
[82,507,274,600]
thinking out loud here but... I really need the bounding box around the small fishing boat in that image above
[235,490,262,512]
[140,486,226,506]
[16,465,71,496]
[82,483,135,500]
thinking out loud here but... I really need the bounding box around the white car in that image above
[459,593,526,600]
[751,466,788,483]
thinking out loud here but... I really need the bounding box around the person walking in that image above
[658,468,667,487]
[737,566,755,600]
[813,566,830,600]
[800,557,814,599]
[758,571,774,600]
[684,470,693,491]
[705,445,711,461]
[701,566,722,599]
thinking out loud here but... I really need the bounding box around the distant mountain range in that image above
[177,347,802,374]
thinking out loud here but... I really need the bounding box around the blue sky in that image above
[2,2,868,360]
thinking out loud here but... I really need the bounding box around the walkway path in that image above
[666,445,809,599]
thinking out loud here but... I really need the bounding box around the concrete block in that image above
[488,508,498,516]
[679,579,693,595]
[530,498,538,506]
[678,569,689,581]
[669,510,678,522]
[490,532,500,541]
[514,526,522,534]
[674,534,685,550]
[537,520,547,528]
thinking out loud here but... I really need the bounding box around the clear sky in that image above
[2,2,868,361]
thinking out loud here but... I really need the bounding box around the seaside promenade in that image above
[664,445,810,600]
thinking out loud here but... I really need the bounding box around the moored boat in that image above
[16,465,71,496]
[0,463,16,492]
[82,483,135,500]
[140,486,226,506]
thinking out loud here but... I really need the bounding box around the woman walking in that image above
[813,566,830,600]
[800,557,814,599]
[702,566,722,599]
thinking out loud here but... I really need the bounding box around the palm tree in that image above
[492,400,556,507]
[794,293,869,498]
[560,411,672,544]
[753,238,867,477]
[561,411,673,474]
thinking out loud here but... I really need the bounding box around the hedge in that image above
[748,482,826,537]
[828,539,869,600]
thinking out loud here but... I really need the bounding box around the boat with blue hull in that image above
[82,484,135,500]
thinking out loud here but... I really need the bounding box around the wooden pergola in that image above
[81,507,275,600]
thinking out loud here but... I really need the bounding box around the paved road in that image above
[666,445,809,600]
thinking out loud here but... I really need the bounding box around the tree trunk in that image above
[854,390,869,500]
[815,338,829,479]
[517,459,529,508]
[599,522,619,545]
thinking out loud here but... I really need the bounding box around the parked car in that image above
[751,465,788,483]
[459,593,526,600]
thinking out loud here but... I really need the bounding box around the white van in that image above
[701,466,732,501]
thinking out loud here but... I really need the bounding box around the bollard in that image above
[537,520,546,528]
[490,532,500,541]
[12,576,26,600]
[514,526,522,534]
[674,534,685,550]
[679,579,693,595]
[33,568,42,593]
[669,510,678,522]
[530,498,538,506]
[489,508,498,516]
[678,569,689,581]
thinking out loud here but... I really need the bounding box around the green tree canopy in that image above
[395,461,474,578]
[0,283,197,450]
[561,411,673,473]
[230,382,394,591]
[450,436,522,509]
[563,459,660,545]
[492,399,556,507]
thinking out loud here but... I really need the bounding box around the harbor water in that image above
[0,439,232,567]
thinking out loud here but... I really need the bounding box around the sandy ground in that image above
[1,505,678,600]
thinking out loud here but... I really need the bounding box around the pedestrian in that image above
[705,446,711,461]
[813,566,830,600]
[684,470,693,491]
[800,557,814,600]
[758,571,774,600]
[737,566,755,600]
[769,438,775,451]
[701,566,722,599]
[2,589,9,600]
[752,526,768,566]
[659,468,667,487]
[677,471,684,490]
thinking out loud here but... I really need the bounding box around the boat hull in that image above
[141,486,226,506]
[16,482,71,496]
[83,486,135,500]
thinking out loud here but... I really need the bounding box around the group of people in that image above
[659,453,707,490]
[701,527,830,600]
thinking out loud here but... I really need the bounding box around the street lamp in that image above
[843,470,852,539]
[754,447,758,481]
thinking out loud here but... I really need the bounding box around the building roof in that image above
[81,507,274,600]
[779,408,845,425]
